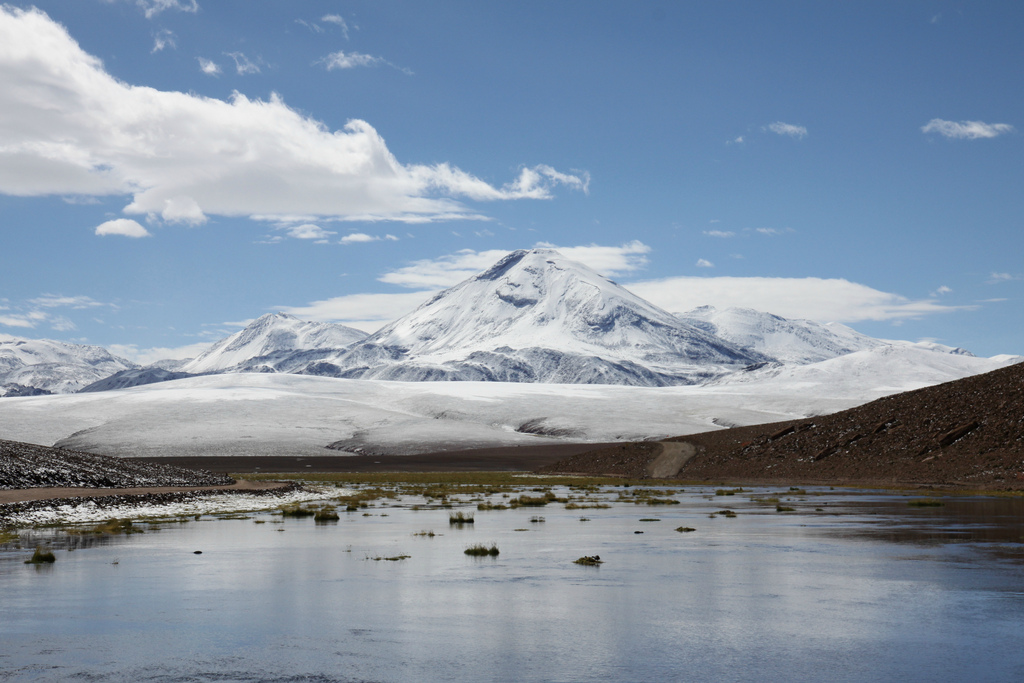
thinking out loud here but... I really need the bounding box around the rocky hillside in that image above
[542,360,1024,489]
[0,439,233,489]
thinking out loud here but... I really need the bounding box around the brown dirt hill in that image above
[0,439,234,489]
[540,361,1024,489]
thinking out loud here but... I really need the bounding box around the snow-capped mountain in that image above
[182,313,367,374]
[0,335,137,395]
[676,305,886,365]
[300,249,768,385]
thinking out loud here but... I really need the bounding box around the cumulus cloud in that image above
[0,8,586,225]
[286,224,335,240]
[379,241,650,289]
[198,57,221,75]
[340,233,382,244]
[95,218,151,238]
[921,119,1014,140]
[624,276,971,323]
[695,259,714,268]
[766,121,808,139]
[932,285,953,296]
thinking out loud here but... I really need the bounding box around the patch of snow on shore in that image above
[3,484,345,527]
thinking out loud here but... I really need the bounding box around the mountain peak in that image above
[316,248,765,385]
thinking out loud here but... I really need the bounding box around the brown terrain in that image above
[541,361,1024,490]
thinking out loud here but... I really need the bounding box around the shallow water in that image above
[2,486,1024,682]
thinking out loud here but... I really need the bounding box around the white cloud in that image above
[0,8,586,225]
[279,291,438,333]
[198,57,221,76]
[226,51,261,75]
[726,136,744,145]
[340,233,381,244]
[107,341,212,365]
[124,0,198,19]
[696,259,714,268]
[988,272,1021,283]
[932,285,953,296]
[95,218,151,238]
[625,276,971,323]
[294,19,323,34]
[152,29,176,53]
[287,224,335,240]
[379,242,650,289]
[321,14,350,39]
[704,230,734,238]
[766,122,808,139]
[29,295,107,309]
[0,314,37,329]
[755,227,794,236]
[321,51,384,70]
[921,119,1014,140]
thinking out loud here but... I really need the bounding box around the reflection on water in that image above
[2,486,1024,682]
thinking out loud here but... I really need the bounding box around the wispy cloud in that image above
[151,29,175,53]
[988,272,1022,284]
[766,121,808,139]
[198,57,221,76]
[319,50,412,75]
[294,19,323,34]
[626,276,972,323]
[703,230,734,238]
[95,218,151,238]
[29,295,108,309]
[225,51,262,75]
[122,0,199,20]
[0,8,587,226]
[931,285,953,296]
[754,227,794,236]
[696,259,714,268]
[321,14,350,39]
[921,119,1014,139]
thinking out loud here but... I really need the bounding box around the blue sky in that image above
[1,0,1021,362]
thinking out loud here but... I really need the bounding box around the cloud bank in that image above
[625,276,969,323]
[0,7,586,227]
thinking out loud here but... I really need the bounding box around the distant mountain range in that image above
[2,248,1020,397]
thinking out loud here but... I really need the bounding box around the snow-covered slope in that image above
[183,313,366,374]
[305,249,767,385]
[708,343,1019,397]
[677,306,886,365]
[0,350,1017,459]
[0,336,137,395]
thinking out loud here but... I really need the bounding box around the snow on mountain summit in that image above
[677,305,886,365]
[0,336,138,395]
[305,249,767,385]
[183,313,367,374]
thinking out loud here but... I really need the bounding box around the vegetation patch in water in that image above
[573,555,602,566]
[464,543,500,557]
[25,546,56,564]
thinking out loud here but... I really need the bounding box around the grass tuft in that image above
[465,543,500,557]
[449,511,475,525]
[573,555,603,566]
[25,546,56,564]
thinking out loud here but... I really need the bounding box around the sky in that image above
[1,0,1021,364]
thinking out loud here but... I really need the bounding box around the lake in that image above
[2,484,1023,682]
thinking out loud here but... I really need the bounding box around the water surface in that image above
[2,486,1023,682]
